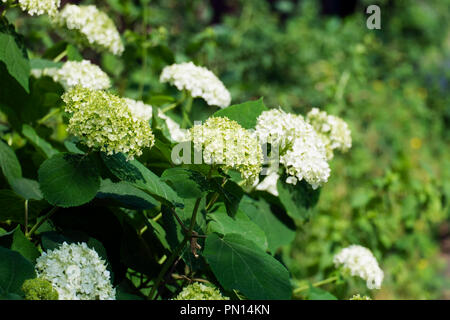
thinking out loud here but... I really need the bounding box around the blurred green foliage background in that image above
[9,0,449,299]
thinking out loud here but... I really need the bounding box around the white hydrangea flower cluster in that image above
[122,98,188,142]
[62,86,155,159]
[54,4,124,55]
[174,282,229,300]
[32,60,111,90]
[333,245,384,290]
[8,0,61,17]
[35,242,116,300]
[255,109,330,190]
[160,62,231,108]
[189,117,263,184]
[306,108,352,160]
[123,98,153,122]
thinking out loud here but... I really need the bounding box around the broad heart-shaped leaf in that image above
[239,195,295,253]
[213,98,268,129]
[0,139,22,185]
[276,178,321,221]
[101,152,182,207]
[0,26,30,92]
[96,179,158,210]
[206,204,268,251]
[307,286,338,300]
[38,153,101,207]
[0,190,48,224]
[161,168,211,199]
[22,124,59,159]
[203,233,292,300]
[11,228,40,263]
[0,247,35,299]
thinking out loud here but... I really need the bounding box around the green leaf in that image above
[10,178,43,200]
[101,152,182,207]
[203,233,292,300]
[161,168,211,199]
[96,179,158,210]
[63,139,85,154]
[277,179,320,221]
[239,196,295,253]
[0,139,22,184]
[213,98,268,129]
[0,247,35,299]
[11,228,40,263]
[307,286,338,300]
[29,58,62,70]
[0,190,48,224]
[22,124,59,159]
[147,95,175,106]
[0,27,30,92]
[161,198,208,271]
[213,178,243,216]
[66,44,83,61]
[38,153,101,207]
[207,205,268,251]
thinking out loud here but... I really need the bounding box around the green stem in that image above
[53,49,67,63]
[181,93,193,128]
[148,197,202,300]
[205,177,228,212]
[160,90,187,114]
[138,0,150,100]
[26,206,59,238]
[293,276,339,294]
[24,200,28,235]
[37,108,61,125]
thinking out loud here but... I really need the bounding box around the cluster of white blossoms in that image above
[189,117,263,184]
[174,282,229,300]
[333,245,384,290]
[54,4,124,55]
[2,0,61,16]
[62,86,155,159]
[35,242,115,300]
[123,98,153,122]
[255,109,330,190]
[123,98,188,142]
[160,62,231,108]
[32,60,111,90]
[306,108,352,160]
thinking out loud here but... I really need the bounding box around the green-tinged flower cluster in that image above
[349,294,372,300]
[306,108,352,160]
[190,117,263,184]
[62,86,155,159]
[53,4,124,55]
[174,282,229,300]
[22,278,59,300]
[35,242,115,300]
